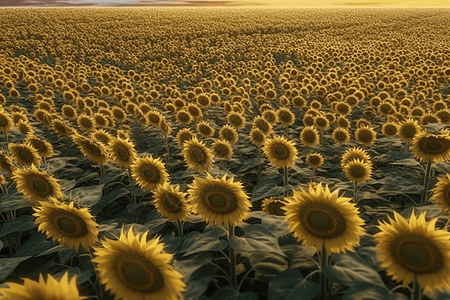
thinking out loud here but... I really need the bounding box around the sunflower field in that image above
[0,6,450,300]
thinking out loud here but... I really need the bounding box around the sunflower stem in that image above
[283,166,288,197]
[88,249,104,300]
[99,164,105,178]
[412,275,422,300]
[257,146,262,182]
[354,181,358,204]
[422,159,432,203]
[229,225,237,289]
[164,134,171,173]
[285,125,289,138]
[319,244,329,300]
[127,168,136,204]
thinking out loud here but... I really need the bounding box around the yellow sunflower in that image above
[341,147,372,169]
[284,183,365,254]
[196,121,215,138]
[261,198,286,216]
[314,115,330,132]
[175,109,192,125]
[92,226,186,300]
[9,142,41,167]
[343,159,372,183]
[182,136,214,173]
[263,136,298,168]
[176,128,196,147]
[211,139,233,160]
[277,107,295,126]
[0,151,15,177]
[219,124,239,145]
[77,114,96,132]
[355,125,377,147]
[374,210,450,293]
[337,116,350,130]
[300,126,320,148]
[382,121,399,137]
[153,182,191,222]
[0,271,87,300]
[262,110,278,125]
[107,137,138,169]
[72,133,109,165]
[25,134,54,158]
[227,112,246,130]
[332,127,350,145]
[17,119,33,135]
[306,153,324,169]
[12,164,63,205]
[91,129,113,145]
[430,173,450,213]
[130,156,169,191]
[188,173,252,226]
[61,104,78,120]
[146,110,162,127]
[0,110,13,132]
[33,198,98,252]
[410,132,450,163]
[249,127,266,147]
[398,118,421,143]
[111,106,127,122]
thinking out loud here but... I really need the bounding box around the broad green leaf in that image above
[99,169,125,185]
[248,252,288,277]
[0,215,36,238]
[13,232,57,258]
[268,269,320,300]
[174,252,213,282]
[279,237,317,269]
[261,215,291,238]
[251,177,281,202]
[71,184,104,207]
[0,192,32,214]
[91,187,129,214]
[53,267,92,285]
[343,282,390,300]
[183,264,217,300]
[211,285,258,300]
[322,252,384,287]
[0,256,31,280]
[182,227,228,257]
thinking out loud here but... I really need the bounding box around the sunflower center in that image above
[149,115,160,124]
[55,213,88,237]
[164,194,182,213]
[392,235,443,274]
[117,254,164,293]
[142,166,159,182]
[350,165,365,178]
[304,131,316,143]
[279,112,291,122]
[316,119,326,127]
[272,204,285,216]
[301,203,346,239]
[336,132,346,141]
[200,126,211,135]
[257,121,268,132]
[215,145,229,157]
[86,142,102,156]
[81,119,92,128]
[309,156,320,165]
[358,131,372,142]
[0,115,8,126]
[204,187,238,214]
[419,137,450,154]
[117,147,129,160]
[33,178,49,193]
[58,217,77,233]
[402,125,416,137]
[192,149,206,164]
[273,145,288,159]
[179,113,189,122]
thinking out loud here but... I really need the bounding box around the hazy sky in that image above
[0,0,449,6]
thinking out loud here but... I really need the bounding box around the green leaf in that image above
[174,252,213,283]
[229,224,286,257]
[91,187,129,214]
[144,209,168,234]
[322,252,385,287]
[211,285,258,300]
[389,158,421,166]
[0,192,32,214]
[71,184,104,207]
[248,252,288,277]
[343,282,390,300]
[268,269,320,300]
[99,169,125,185]
[13,232,57,258]
[53,267,92,285]
[390,292,410,300]
[260,215,291,238]
[183,264,217,300]
[251,177,281,202]
[0,256,31,280]
[182,227,228,257]
[0,215,36,238]
[279,237,317,269]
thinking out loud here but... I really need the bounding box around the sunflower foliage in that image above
[1,7,450,300]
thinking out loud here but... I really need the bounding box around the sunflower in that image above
[262,110,278,125]
[430,173,450,213]
[72,133,109,165]
[334,101,352,116]
[355,125,377,147]
[252,116,272,135]
[300,126,320,148]
[219,124,239,145]
[398,118,421,143]
[25,135,54,158]
[153,182,190,222]
[176,128,195,147]
[0,110,13,132]
[51,120,74,138]
[188,173,252,226]
[263,136,298,168]
[91,129,113,145]
[211,139,233,160]
[410,132,450,163]
[107,137,138,169]
[187,103,203,119]
[146,110,162,127]
[61,104,78,120]
[17,119,33,135]
[111,106,127,122]
[277,107,295,126]
[175,110,192,125]
[249,128,266,147]
[337,116,350,130]
[158,119,172,136]
[77,114,96,132]
[306,153,324,169]
[0,271,87,300]
[261,198,286,216]
[93,113,108,128]
[130,156,169,191]
[0,152,15,177]
[314,115,330,131]
[197,121,215,138]
[341,147,372,169]
[343,158,372,183]
[33,198,98,252]
[9,142,41,167]
[183,137,214,173]
[12,164,63,205]
[382,121,399,137]
[374,210,450,293]
[227,112,246,130]
[196,93,211,109]
[92,226,186,300]
[284,183,365,254]
[332,127,350,145]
